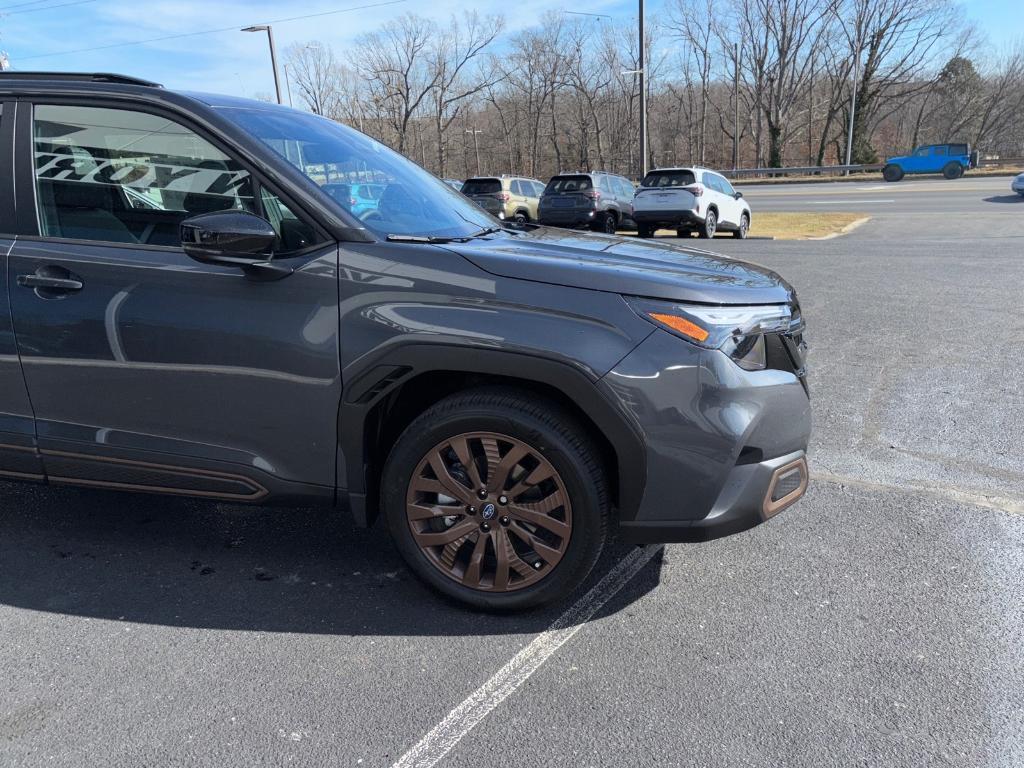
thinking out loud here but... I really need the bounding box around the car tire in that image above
[733,213,749,239]
[699,209,717,239]
[513,211,529,225]
[943,162,963,180]
[637,224,654,238]
[381,388,609,612]
[591,212,616,234]
[882,164,904,182]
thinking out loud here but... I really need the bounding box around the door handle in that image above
[17,266,84,296]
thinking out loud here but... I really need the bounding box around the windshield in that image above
[218,107,495,238]
[641,170,696,188]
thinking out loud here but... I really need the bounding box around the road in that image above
[739,173,1022,214]
[2,185,1023,767]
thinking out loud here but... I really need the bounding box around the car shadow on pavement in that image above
[0,481,663,636]
[983,194,1024,204]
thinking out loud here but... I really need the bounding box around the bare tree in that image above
[428,12,505,177]
[359,13,442,153]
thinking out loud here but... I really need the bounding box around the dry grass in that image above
[747,211,868,239]
[637,211,869,241]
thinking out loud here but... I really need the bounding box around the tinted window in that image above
[33,104,255,246]
[707,173,734,195]
[948,144,968,155]
[641,170,697,188]
[462,178,502,195]
[546,175,593,193]
[914,147,929,157]
[933,146,948,156]
[510,180,523,196]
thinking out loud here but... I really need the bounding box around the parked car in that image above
[632,167,750,239]
[882,143,979,182]
[442,178,463,192]
[538,171,637,233]
[322,181,384,218]
[0,72,810,611]
[1012,172,1024,197]
[460,175,546,224]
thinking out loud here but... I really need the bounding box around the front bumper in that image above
[618,450,808,542]
[601,329,812,543]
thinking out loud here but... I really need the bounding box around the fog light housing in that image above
[762,457,808,518]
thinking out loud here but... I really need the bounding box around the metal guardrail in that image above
[724,164,883,179]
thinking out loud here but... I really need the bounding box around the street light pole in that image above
[733,42,740,171]
[466,129,483,175]
[638,0,648,179]
[241,24,283,105]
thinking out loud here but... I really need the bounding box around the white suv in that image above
[632,167,751,239]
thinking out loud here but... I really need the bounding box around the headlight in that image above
[626,297,802,371]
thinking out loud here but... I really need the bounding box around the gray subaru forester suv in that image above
[0,73,810,611]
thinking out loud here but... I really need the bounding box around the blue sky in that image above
[1,0,1021,99]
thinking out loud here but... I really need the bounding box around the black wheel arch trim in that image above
[338,342,647,529]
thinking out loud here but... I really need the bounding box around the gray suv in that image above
[0,73,810,611]
[538,172,637,233]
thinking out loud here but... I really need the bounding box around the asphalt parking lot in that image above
[2,183,1023,767]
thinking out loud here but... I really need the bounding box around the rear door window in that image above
[641,170,696,188]
[461,178,501,195]
[510,180,523,196]
[933,146,948,156]
[709,173,735,196]
[545,175,593,193]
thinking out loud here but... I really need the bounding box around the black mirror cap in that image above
[180,211,278,262]
[734,191,744,199]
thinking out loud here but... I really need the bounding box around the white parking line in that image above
[809,199,894,205]
[389,545,661,768]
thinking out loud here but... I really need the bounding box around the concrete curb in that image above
[807,216,871,240]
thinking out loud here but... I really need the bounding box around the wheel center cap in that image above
[480,502,497,520]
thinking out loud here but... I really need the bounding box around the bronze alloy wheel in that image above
[405,431,572,592]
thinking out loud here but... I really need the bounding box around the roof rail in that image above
[0,72,163,87]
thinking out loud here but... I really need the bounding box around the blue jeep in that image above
[882,143,979,182]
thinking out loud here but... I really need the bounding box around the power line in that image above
[0,0,96,15]
[0,0,70,11]
[12,0,408,62]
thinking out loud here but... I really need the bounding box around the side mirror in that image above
[734,191,744,200]
[180,211,292,281]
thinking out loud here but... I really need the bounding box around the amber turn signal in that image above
[647,312,709,343]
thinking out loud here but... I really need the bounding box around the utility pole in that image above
[466,129,483,175]
[282,63,294,107]
[241,25,283,105]
[638,0,648,178]
[733,42,740,171]
[844,33,861,173]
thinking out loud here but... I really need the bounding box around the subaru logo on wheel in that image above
[481,503,496,520]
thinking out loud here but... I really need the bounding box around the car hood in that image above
[441,227,795,305]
